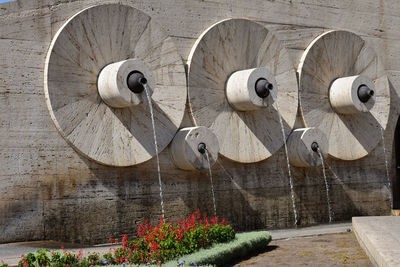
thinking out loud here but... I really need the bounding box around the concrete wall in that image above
[0,0,399,244]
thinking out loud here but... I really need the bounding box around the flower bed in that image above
[97,231,272,267]
[2,210,236,267]
[104,210,235,264]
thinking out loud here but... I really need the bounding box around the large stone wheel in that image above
[44,4,187,167]
[188,19,298,163]
[298,30,390,161]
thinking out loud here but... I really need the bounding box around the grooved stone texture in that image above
[44,4,187,167]
[0,0,399,244]
[188,19,298,163]
[298,30,391,161]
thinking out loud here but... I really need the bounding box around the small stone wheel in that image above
[188,19,298,163]
[287,128,328,168]
[170,126,219,171]
[44,4,187,166]
[298,30,390,161]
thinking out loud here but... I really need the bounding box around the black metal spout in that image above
[311,142,319,152]
[255,78,273,99]
[127,71,147,94]
[198,143,207,154]
[357,84,374,103]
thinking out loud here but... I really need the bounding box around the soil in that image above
[234,232,372,266]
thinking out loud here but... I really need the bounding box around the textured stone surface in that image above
[0,0,398,245]
[188,18,298,163]
[287,127,328,168]
[170,126,219,171]
[44,4,187,167]
[298,30,391,161]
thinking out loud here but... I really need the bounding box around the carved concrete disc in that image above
[44,4,187,166]
[298,30,390,160]
[188,19,298,163]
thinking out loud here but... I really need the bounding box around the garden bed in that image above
[100,231,271,267]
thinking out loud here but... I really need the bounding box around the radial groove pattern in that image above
[188,19,298,163]
[44,4,187,166]
[298,30,390,160]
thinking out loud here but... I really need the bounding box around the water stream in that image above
[274,101,298,226]
[380,127,393,209]
[317,148,333,223]
[205,150,217,217]
[326,163,343,185]
[144,85,165,218]
[217,159,245,190]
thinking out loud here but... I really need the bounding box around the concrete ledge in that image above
[353,216,400,267]
[269,222,352,240]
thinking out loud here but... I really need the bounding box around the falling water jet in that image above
[380,127,393,209]
[314,145,333,223]
[197,142,217,216]
[326,162,345,187]
[144,83,165,218]
[273,101,298,226]
[216,159,241,189]
[204,148,217,218]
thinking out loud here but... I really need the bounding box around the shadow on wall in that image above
[38,145,298,244]
[392,79,400,210]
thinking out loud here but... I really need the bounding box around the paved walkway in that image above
[0,222,351,266]
[235,232,372,266]
[268,222,352,240]
[353,216,400,267]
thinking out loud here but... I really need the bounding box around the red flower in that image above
[122,234,129,248]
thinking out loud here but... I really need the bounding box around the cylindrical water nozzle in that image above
[287,128,328,167]
[357,84,374,103]
[198,142,207,154]
[226,67,277,111]
[97,59,155,108]
[255,78,273,99]
[127,71,147,94]
[329,75,376,114]
[311,142,319,152]
[170,127,219,170]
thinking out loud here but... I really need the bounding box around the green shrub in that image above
[18,252,36,267]
[17,249,102,267]
[164,231,272,267]
[36,249,51,266]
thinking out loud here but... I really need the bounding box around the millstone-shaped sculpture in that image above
[287,128,328,168]
[298,30,390,161]
[170,126,219,171]
[188,19,298,163]
[44,4,187,166]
